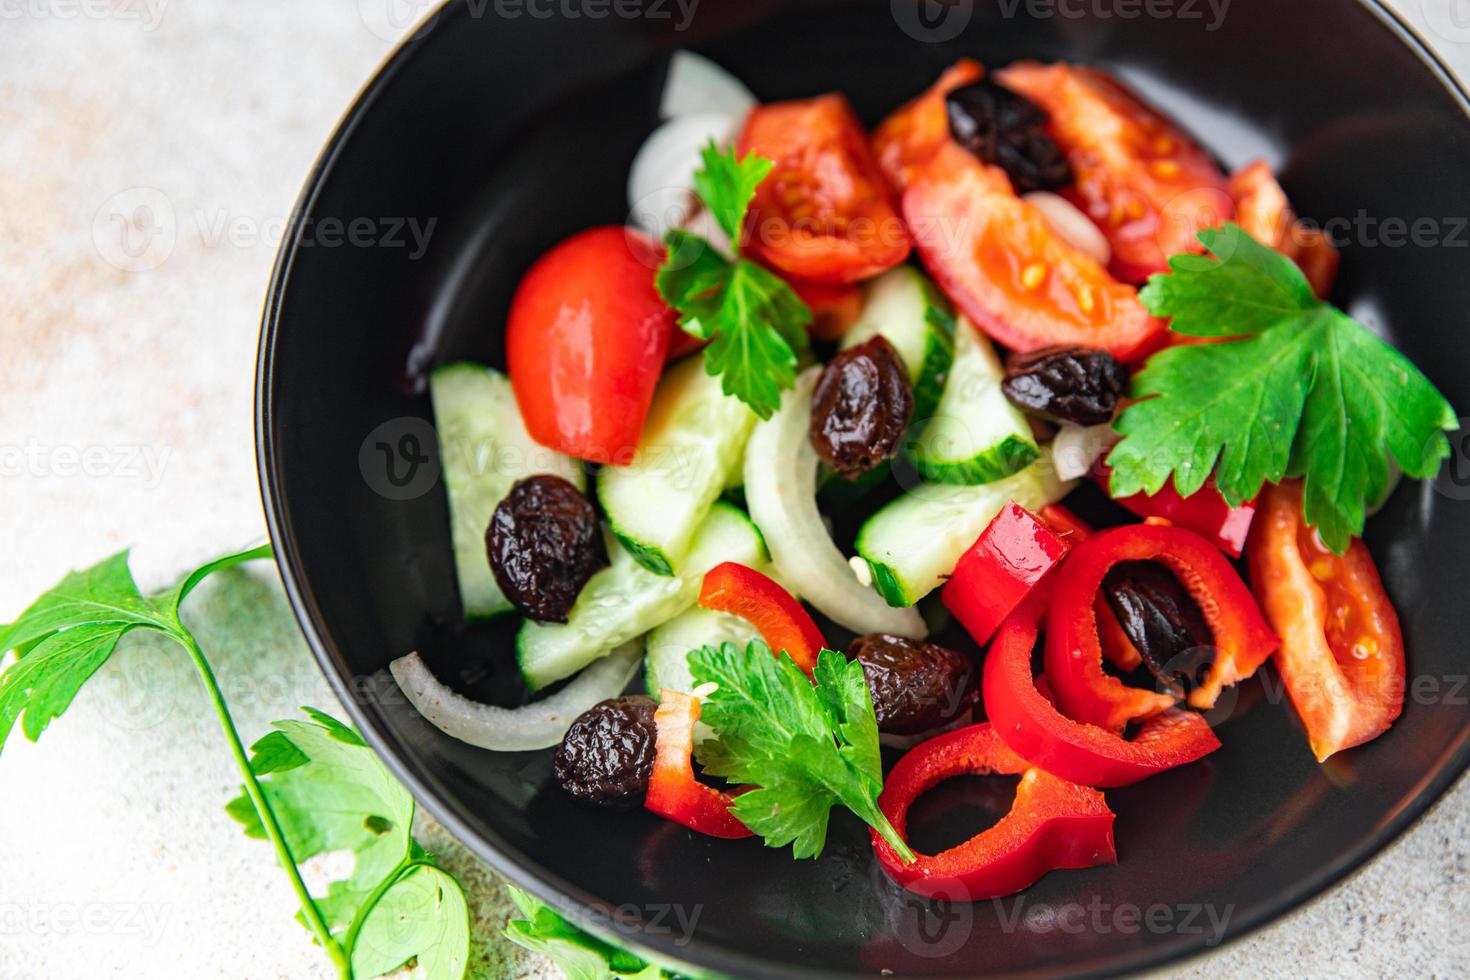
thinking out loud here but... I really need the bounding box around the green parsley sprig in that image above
[689,640,915,864]
[1108,223,1457,552]
[504,885,669,979]
[657,143,812,419]
[0,547,469,979]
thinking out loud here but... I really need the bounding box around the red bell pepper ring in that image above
[699,562,826,675]
[1045,523,1279,730]
[1095,466,1256,558]
[644,690,753,839]
[870,723,1117,901]
[942,502,1071,645]
[1036,504,1143,672]
[984,609,1222,787]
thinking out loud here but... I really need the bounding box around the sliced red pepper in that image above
[1247,481,1406,761]
[869,722,1116,900]
[1045,523,1279,730]
[1036,503,1143,671]
[942,502,1071,645]
[1095,465,1256,558]
[698,562,825,675]
[984,608,1221,787]
[645,690,753,839]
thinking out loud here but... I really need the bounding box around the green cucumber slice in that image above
[431,363,585,621]
[644,605,760,700]
[855,453,1071,607]
[598,356,756,576]
[841,265,956,420]
[906,317,1039,485]
[516,500,768,692]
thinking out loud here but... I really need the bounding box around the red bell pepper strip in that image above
[1247,481,1406,761]
[870,722,1117,901]
[942,502,1072,645]
[1095,465,1256,558]
[1035,504,1143,671]
[644,690,753,839]
[1045,523,1279,730]
[984,608,1222,787]
[699,562,825,675]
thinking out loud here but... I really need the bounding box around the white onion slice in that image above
[744,367,927,638]
[660,51,756,122]
[1052,422,1120,482]
[1023,191,1111,268]
[389,642,641,752]
[628,113,740,242]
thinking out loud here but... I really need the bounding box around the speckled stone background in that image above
[0,1,1466,978]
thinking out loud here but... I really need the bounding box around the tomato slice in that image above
[904,145,1164,361]
[1228,160,1340,299]
[506,226,674,465]
[995,62,1233,283]
[738,95,911,284]
[787,277,865,342]
[1247,481,1406,762]
[872,58,985,193]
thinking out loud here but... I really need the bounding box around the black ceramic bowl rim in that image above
[256,3,1470,976]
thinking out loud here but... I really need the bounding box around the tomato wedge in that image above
[787,278,865,342]
[904,145,1164,361]
[1228,160,1340,299]
[698,562,826,675]
[506,226,675,465]
[738,95,911,284]
[995,62,1233,283]
[872,58,985,193]
[1247,481,1406,762]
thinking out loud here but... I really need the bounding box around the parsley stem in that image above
[341,855,432,959]
[176,630,351,979]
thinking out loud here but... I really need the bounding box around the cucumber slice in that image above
[431,363,585,621]
[855,453,1071,607]
[906,317,1039,485]
[841,266,956,420]
[645,605,760,700]
[517,500,768,692]
[598,356,757,575]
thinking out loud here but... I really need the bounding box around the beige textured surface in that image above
[0,1,1465,978]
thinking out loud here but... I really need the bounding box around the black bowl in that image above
[256,1,1470,975]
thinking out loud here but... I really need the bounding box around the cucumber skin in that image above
[865,559,916,608]
[611,528,676,577]
[910,277,957,422]
[910,434,1039,486]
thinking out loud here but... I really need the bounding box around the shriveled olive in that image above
[487,474,606,623]
[847,633,977,735]
[809,336,914,480]
[946,79,1072,193]
[1102,561,1214,696]
[554,696,658,808]
[1001,345,1127,426]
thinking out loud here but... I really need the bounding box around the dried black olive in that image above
[1001,345,1128,426]
[554,696,658,808]
[847,634,977,735]
[945,79,1072,193]
[1102,561,1214,697]
[810,336,914,480]
[487,474,606,623]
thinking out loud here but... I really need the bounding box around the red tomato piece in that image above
[1228,160,1340,298]
[787,277,865,342]
[942,502,1071,646]
[872,58,985,193]
[738,95,911,284]
[698,561,826,675]
[904,144,1164,361]
[996,62,1233,283]
[506,226,675,465]
[1247,481,1406,762]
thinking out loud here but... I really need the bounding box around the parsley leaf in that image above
[503,886,667,980]
[689,641,914,863]
[1110,223,1457,552]
[656,143,811,420]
